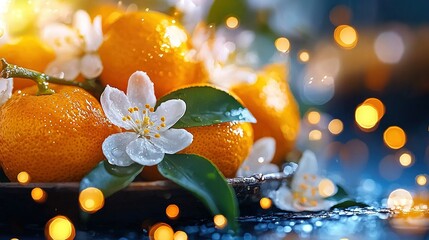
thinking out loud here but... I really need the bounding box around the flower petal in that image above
[236,137,277,177]
[0,78,13,106]
[126,138,165,166]
[45,57,80,80]
[154,99,186,129]
[291,150,319,190]
[41,23,82,56]
[270,183,296,211]
[80,53,103,79]
[150,128,193,154]
[86,15,103,52]
[292,199,336,212]
[126,71,157,108]
[100,85,133,129]
[73,10,91,43]
[102,132,138,166]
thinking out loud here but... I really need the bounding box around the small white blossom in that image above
[101,71,193,166]
[270,150,337,211]
[236,137,279,177]
[0,78,12,106]
[42,10,103,80]
[190,25,257,89]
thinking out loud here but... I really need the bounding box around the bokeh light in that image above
[225,16,239,29]
[166,204,180,219]
[275,37,290,53]
[213,214,227,229]
[309,130,322,141]
[303,75,335,105]
[307,111,321,124]
[363,98,385,120]
[383,126,406,149]
[45,215,75,240]
[318,178,336,197]
[328,119,343,135]
[17,171,30,185]
[174,231,188,240]
[416,175,427,186]
[387,189,413,211]
[355,104,379,130]
[31,187,47,203]
[398,152,413,167]
[298,50,310,62]
[150,223,174,240]
[79,187,105,213]
[334,25,358,49]
[374,31,405,64]
[259,197,272,209]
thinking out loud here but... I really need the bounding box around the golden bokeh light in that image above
[79,187,105,213]
[307,111,321,124]
[275,37,290,53]
[225,16,239,29]
[174,231,188,240]
[31,187,47,203]
[387,189,413,211]
[213,214,227,229]
[334,25,358,49]
[298,50,310,62]
[364,98,385,120]
[309,130,322,141]
[318,178,336,197]
[398,152,413,167]
[416,175,427,186]
[154,224,174,240]
[355,104,379,130]
[383,126,406,149]
[166,204,180,219]
[45,215,75,240]
[328,119,344,135]
[17,171,30,185]
[259,197,272,209]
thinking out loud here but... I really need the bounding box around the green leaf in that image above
[80,160,143,198]
[325,184,348,201]
[158,154,239,231]
[156,86,256,128]
[330,200,369,209]
[206,0,250,27]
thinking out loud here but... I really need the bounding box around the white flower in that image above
[42,10,103,80]
[189,25,257,89]
[270,150,337,211]
[236,137,279,177]
[101,71,193,167]
[0,78,13,106]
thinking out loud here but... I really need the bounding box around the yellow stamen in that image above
[157,126,161,130]
[303,174,309,180]
[161,123,166,128]
[142,110,147,114]
[144,116,150,125]
[135,120,140,124]
[310,200,318,207]
[293,192,300,199]
[299,183,308,191]
[311,187,317,197]
[300,197,307,204]
[133,107,139,111]
[128,107,134,113]
[144,129,150,134]
[122,116,128,121]
[149,107,154,112]
[126,115,131,120]
[154,133,161,138]
[161,116,166,122]
[145,104,150,109]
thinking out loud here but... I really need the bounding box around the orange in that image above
[142,121,254,180]
[0,85,119,182]
[231,63,300,164]
[0,36,55,90]
[99,11,207,98]
[89,4,124,32]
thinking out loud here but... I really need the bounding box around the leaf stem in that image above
[0,58,100,95]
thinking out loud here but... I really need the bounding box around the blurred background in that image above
[1,0,428,203]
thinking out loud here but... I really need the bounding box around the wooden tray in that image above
[0,172,293,228]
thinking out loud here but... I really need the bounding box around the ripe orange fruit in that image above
[99,11,206,98]
[89,4,124,32]
[0,85,119,182]
[0,36,55,90]
[142,121,254,180]
[231,64,300,164]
